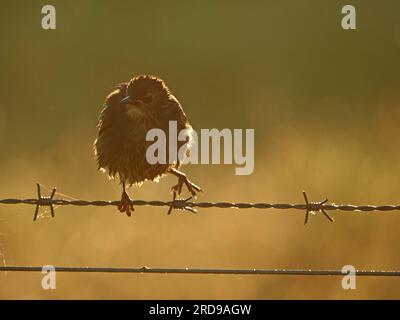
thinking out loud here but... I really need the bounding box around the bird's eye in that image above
[142,95,153,103]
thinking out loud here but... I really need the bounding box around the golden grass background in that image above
[1,0,400,299]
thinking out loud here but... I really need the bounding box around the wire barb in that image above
[303,191,333,225]
[33,183,57,221]
[168,194,197,215]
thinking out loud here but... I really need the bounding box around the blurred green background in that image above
[1,0,400,299]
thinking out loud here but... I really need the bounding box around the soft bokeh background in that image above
[1,0,400,299]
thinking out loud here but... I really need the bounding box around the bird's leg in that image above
[169,168,202,198]
[117,181,134,217]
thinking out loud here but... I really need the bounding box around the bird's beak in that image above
[121,95,134,104]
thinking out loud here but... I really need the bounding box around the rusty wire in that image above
[0,184,400,223]
[1,266,400,276]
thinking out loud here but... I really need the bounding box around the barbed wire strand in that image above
[1,266,400,276]
[1,184,400,223]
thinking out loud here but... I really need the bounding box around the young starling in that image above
[94,75,201,216]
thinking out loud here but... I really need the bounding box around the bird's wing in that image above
[167,94,189,126]
[97,84,127,135]
[97,105,111,135]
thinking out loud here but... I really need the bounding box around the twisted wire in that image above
[2,197,400,211]
[1,184,400,223]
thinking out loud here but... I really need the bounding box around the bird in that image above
[94,75,201,216]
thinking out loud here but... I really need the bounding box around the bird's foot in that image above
[171,173,202,199]
[118,191,134,217]
[168,171,202,215]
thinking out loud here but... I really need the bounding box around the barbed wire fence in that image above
[1,183,400,277]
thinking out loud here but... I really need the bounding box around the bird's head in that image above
[121,75,171,113]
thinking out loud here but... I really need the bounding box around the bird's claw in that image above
[168,174,202,215]
[118,191,134,217]
[167,170,202,215]
[171,174,202,199]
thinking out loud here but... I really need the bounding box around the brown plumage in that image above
[94,75,201,216]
